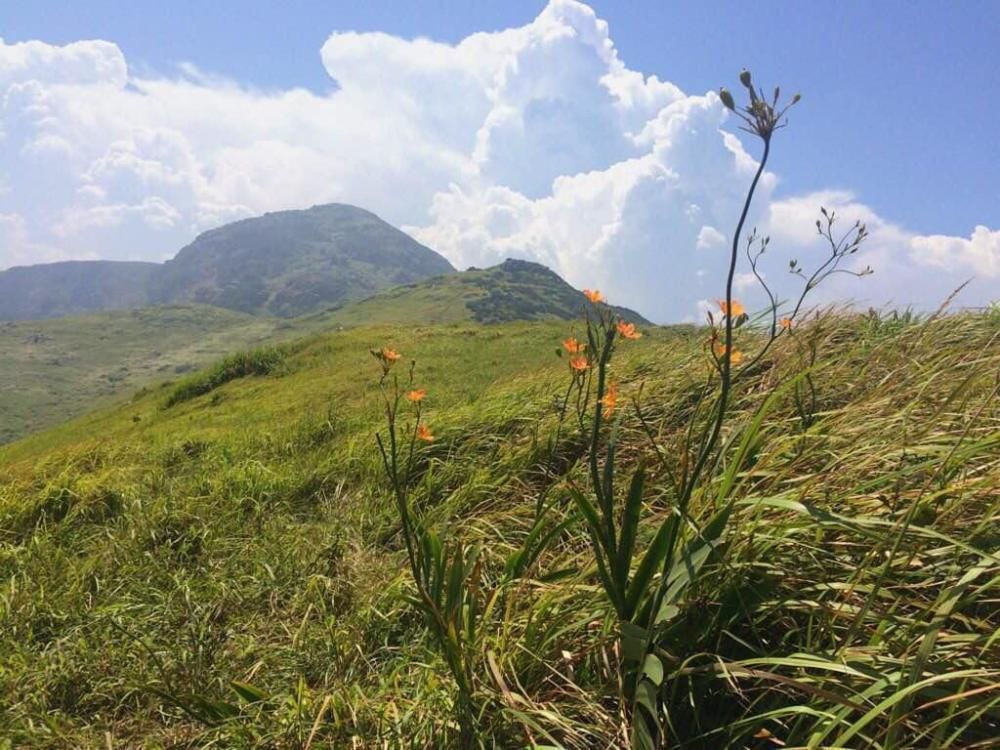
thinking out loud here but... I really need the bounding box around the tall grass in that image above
[0,312,996,747]
[164,344,292,407]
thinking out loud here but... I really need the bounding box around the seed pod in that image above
[739,69,752,88]
[719,87,736,110]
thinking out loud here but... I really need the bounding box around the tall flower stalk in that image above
[561,71,870,748]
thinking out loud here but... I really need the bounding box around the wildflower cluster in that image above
[556,290,643,432]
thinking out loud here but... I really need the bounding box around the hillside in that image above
[316,258,649,326]
[0,260,159,321]
[0,305,321,445]
[0,204,456,322]
[0,260,643,445]
[1,309,997,748]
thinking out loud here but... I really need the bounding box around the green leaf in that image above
[569,485,611,559]
[229,680,269,704]
[620,620,649,665]
[624,512,676,619]
[642,653,664,686]
[616,463,646,592]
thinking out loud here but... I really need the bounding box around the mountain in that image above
[0,204,456,321]
[0,260,158,321]
[316,258,649,326]
[147,204,455,317]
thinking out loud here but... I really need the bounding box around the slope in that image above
[315,258,649,326]
[0,310,997,748]
[0,260,646,445]
[0,260,158,321]
[0,305,321,444]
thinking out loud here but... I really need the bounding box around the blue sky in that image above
[5,0,996,236]
[0,1,997,319]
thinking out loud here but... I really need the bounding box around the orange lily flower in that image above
[718,300,746,317]
[779,317,793,330]
[382,347,402,362]
[616,321,641,340]
[569,355,589,372]
[714,342,744,365]
[583,288,605,304]
[416,423,434,442]
[599,382,619,418]
[407,389,426,402]
[562,337,586,354]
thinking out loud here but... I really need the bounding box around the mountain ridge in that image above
[0,204,455,321]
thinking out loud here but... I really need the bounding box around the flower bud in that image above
[719,87,736,110]
[739,69,752,88]
[792,93,801,104]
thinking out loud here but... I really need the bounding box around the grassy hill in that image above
[0,306,320,445]
[1,308,997,748]
[315,258,649,326]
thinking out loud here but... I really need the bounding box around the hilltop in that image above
[0,204,455,321]
[0,309,996,747]
[316,258,649,326]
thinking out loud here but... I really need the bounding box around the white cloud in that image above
[696,225,726,250]
[0,2,995,319]
[911,226,999,279]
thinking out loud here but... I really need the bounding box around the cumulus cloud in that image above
[0,2,995,320]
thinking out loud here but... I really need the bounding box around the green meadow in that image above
[1,308,997,748]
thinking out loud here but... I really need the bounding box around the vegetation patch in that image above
[164,345,291,407]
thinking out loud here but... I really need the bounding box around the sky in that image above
[1,0,997,321]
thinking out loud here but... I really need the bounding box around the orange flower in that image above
[718,299,746,317]
[616,321,641,340]
[407,389,426,402]
[714,342,744,365]
[569,355,589,372]
[562,337,586,354]
[416,423,434,442]
[779,317,793,330]
[382,347,402,362]
[599,382,619,418]
[583,288,605,304]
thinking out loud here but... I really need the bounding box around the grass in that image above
[0,261,618,446]
[0,305,318,445]
[164,344,294,407]
[0,311,997,748]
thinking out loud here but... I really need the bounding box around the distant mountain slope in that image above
[0,260,158,321]
[0,305,322,444]
[317,258,650,326]
[147,204,456,317]
[0,204,456,321]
